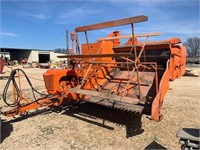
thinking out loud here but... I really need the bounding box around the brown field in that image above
[0,66,200,150]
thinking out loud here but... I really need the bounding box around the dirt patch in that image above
[0,66,200,149]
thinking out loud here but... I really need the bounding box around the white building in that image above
[0,48,67,63]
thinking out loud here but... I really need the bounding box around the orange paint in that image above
[3,16,186,122]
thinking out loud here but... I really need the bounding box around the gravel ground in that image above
[0,66,200,150]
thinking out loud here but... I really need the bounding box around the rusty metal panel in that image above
[69,88,140,105]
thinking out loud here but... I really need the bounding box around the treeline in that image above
[53,48,69,54]
[184,37,200,57]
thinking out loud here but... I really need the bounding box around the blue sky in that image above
[0,0,199,50]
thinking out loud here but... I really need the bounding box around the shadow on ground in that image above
[2,101,144,138]
[0,119,13,144]
[144,140,167,149]
[54,101,144,138]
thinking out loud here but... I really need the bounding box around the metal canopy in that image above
[75,15,148,32]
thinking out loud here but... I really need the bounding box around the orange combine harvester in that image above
[2,15,186,121]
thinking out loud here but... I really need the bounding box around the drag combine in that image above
[1,15,186,121]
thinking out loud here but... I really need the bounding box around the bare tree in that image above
[184,37,200,57]
[53,48,69,54]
